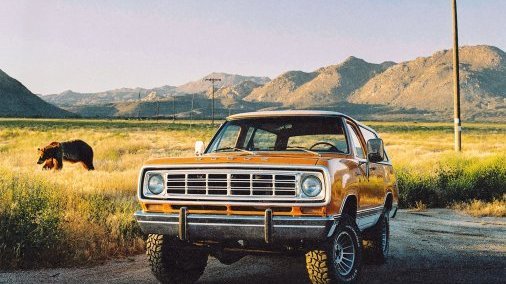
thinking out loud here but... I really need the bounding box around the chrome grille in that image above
[166,172,297,197]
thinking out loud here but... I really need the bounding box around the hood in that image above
[143,152,344,167]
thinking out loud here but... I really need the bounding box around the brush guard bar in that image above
[134,208,335,243]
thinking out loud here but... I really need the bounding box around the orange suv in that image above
[135,110,398,283]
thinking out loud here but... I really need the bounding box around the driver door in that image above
[345,122,384,211]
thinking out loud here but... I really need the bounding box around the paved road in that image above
[2,209,505,283]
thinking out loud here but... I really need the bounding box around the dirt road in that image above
[1,209,505,283]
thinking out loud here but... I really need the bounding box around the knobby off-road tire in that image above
[146,234,208,284]
[363,212,390,264]
[305,214,362,284]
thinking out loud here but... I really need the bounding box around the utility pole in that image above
[190,93,195,129]
[156,100,160,121]
[137,91,141,120]
[172,95,176,123]
[205,77,221,126]
[452,0,461,151]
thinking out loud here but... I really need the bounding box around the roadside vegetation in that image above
[0,118,504,269]
[452,195,506,217]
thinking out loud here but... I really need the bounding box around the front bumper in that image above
[134,209,335,243]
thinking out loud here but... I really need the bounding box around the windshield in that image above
[207,116,349,154]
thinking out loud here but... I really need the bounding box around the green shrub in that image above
[0,172,66,268]
[0,169,143,269]
[397,155,506,208]
[397,170,439,208]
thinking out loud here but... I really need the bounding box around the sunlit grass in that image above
[452,195,506,217]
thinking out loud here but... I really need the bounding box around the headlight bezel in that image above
[300,174,323,198]
[144,172,165,195]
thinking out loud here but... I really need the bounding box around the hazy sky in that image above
[1,0,505,94]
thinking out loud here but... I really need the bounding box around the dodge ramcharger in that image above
[134,110,399,284]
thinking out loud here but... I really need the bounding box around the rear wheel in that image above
[305,214,362,284]
[363,212,390,264]
[146,234,208,284]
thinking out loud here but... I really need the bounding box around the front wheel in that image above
[146,234,208,284]
[305,214,362,284]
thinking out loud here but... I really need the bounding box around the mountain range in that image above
[1,45,505,121]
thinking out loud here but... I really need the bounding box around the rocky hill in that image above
[214,80,262,99]
[245,57,394,107]
[175,72,270,94]
[349,45,506,120]
[0,69,74,117]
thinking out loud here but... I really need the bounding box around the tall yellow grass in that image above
[453,195,506,217]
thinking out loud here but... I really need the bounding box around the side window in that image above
[250,129,277,150]
[346,123,365,159]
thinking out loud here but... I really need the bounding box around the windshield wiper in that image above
[285,147,321,157]
[213,147,257,155]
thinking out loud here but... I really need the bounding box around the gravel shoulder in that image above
[1,209,505,284]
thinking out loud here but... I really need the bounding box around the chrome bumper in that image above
[134,209,335,243]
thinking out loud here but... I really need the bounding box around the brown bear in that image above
[37,140,95,171]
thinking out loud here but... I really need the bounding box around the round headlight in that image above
[301,175,322,197]
[147,174,164,194]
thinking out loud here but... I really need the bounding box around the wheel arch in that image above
[383,192,393,212]
[339,194,358,220]
[327,194,359,238]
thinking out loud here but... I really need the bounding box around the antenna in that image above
[205,77,221,126]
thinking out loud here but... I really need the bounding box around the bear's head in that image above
[37,143,60,164]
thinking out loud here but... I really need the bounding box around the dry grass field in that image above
[0,118,504,269]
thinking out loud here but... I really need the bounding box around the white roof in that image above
[227,110,375,133]
[228,110,347,120]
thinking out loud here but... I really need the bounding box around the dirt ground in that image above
[1,209,505,284]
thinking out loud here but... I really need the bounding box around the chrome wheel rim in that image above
[334,231,355,276]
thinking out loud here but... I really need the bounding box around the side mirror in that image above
[366,138,385,163]
[195,141,205,156]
